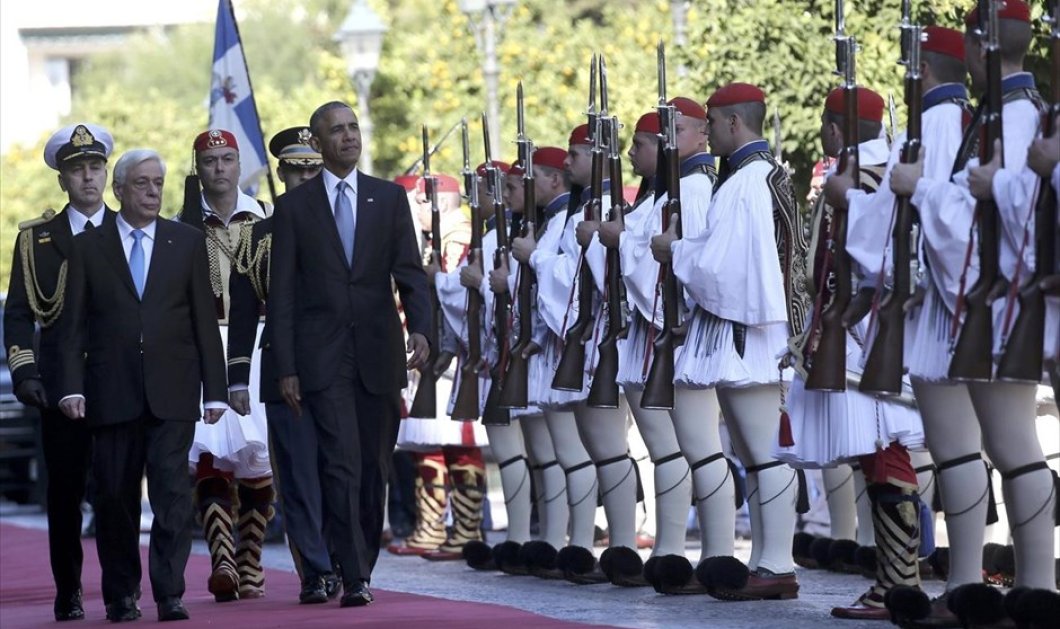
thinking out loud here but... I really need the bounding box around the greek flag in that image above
[208,0,268,193]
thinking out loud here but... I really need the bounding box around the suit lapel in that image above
[350,172,376,275]
[49,207,74,259]
[100,219,138,298]
[141,220,171,301]
[310,176,351,270]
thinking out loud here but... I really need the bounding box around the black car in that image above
[0,300,45,507]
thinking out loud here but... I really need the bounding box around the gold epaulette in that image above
[18,208,56,231]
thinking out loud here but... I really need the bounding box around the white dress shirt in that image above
[67,204,106,235]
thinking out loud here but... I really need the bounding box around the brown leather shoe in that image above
[422,548,465,561]
[832,590,889,620]
[710,569,799,601]
[904,593,961,629]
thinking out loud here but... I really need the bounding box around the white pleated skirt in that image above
[189,322,272,479]
[616,314,652,390]
[673,308,788,389]
[398,362,488,451]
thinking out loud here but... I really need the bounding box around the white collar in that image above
[67,204,106,233]
[116,212,156,240]
[322,167,359,195]
[200,189,267,226]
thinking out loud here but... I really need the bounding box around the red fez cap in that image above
[706,83,766,108]
[635,112,660,135]
[922,26,966,61]
[394,174,420,192]
[476,160,511,177]
[193,129,239,152]
[534,146,567,171]
[568,124,592,147]
[668,97,706,120]
[429,174,461,194]
[825,87,885,123]
[509,161,525,177]
[964,0,1030,26]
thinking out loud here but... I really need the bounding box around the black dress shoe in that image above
[340,582,373,608]
[105,596,141,623]
[157,597,189,622]
[299,577,328,605]
[323,573,342,600]
[54,588,85,621]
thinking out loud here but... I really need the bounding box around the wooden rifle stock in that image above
[452,138,485,420]
[806,29,858,392]
[950,2,1004,382]
[997,14,1058,381]
[498,144,537,409]
[641,132,682,410]
[587,118,628,408]
[861,28,923,395]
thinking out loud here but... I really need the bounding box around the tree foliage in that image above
[1,0,1055,289]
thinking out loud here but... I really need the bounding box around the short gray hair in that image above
[113,149,167,186]
[309,101,353,136]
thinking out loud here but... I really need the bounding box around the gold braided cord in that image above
[18,229,67,328]
[248,234,271,303]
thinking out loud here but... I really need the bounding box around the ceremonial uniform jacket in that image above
[4,207,115,403]
[672,141,806,332]
[615,155,715,328]
[846,84,972,306]
[911,73,1045,312]
[227,217,279,403]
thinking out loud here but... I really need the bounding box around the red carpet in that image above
[0,523,610,628]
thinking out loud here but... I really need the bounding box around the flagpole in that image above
[225,0,278,203]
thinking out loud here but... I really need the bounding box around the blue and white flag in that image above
[208,0,268,193]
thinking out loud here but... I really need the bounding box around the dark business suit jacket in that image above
[59,217,227,425]
[268,172,430,394]
[4,207,116,402]
[227,217,281,403]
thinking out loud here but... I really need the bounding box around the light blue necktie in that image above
[130,229,145,298]
[334,180,355,265]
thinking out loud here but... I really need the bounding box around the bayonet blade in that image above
[599,55,609,117]
[887,92,898,143]
[588,53,597,116]
[657,41,667,104]
[422,125,431,175]
[482,111,492,164]
[517,82,525,137]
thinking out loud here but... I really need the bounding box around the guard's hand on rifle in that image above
[890,148,925,197]
[823,158,856,210]
[575,220,600,248]
[424,256,442,286]
[520,341,541,359]
[488,266,510,295]
[407,332,430,370]
[1027,120,1059,178]
[512,223,537,263]
[650,214,679,264]
[903,285,926,313]
[14,378,47,408]
[842,287,875,328]
[598,220,624,249]
[460,260,484,289]
[431,350,455,377]
[1040,274,1060,296]
[968,139,1001,201]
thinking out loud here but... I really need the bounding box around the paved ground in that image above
[2,503,946,629]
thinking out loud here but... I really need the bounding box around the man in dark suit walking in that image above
[4,123,115,622]
[58,148,228,623]
[268,101,431,607]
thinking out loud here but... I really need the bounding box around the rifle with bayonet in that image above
[553,55,603,392]
[409,126,444,417]
[481,113,512,425]
[860,12,924,395]
[451,119,485,420]
[805,0,858,391]
[587,56,628,408]
[641,42,683,410]
[996,0,1059,382]
[498,82,537,409]
[949,0,1004,381]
